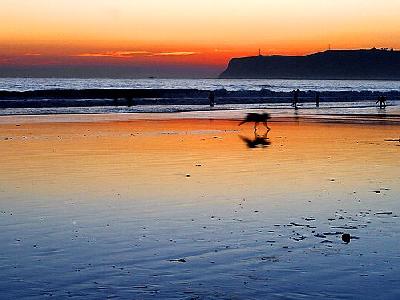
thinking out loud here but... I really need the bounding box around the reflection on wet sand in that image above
[239,130,271,148]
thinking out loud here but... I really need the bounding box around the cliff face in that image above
[219,49,400,80]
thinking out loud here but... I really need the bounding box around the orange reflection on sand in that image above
[0,119,399,207]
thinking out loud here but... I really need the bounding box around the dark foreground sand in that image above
[0,113,399,299]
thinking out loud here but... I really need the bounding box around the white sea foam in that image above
[1,78,400,92]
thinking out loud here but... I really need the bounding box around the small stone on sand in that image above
[169,258,186,263]
[342,233,351,243]
[376,211,393,215]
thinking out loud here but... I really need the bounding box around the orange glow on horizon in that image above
[1,0,400,72]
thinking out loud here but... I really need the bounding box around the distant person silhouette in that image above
[208,91,215,107]
[376,95,387,109]
[126,97,134,107]
[291,90,295,107]
[292,89,300,110]
[315,91,320,108]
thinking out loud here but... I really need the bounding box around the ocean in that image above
[2,78,400,92]
[1,78,400,117]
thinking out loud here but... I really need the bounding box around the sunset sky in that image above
[1,0,400,77]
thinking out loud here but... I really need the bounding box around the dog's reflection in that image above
[240,130,271,148]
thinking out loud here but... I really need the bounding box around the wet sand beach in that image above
[0,114,399,299]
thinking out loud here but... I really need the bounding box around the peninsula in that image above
[219,48,400,80]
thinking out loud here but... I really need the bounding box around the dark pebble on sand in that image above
[376,211,393,215]
[342,233,351,243]
[169,258,186,263]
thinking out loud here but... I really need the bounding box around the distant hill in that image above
[219,49,400,80]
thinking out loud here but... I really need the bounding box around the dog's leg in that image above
[254,122,259,133]
[263,122,271,131]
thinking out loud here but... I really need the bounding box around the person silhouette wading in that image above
[315,91,320,108]
[292,89,300,110]
[208,91,215,107]
[376,95,387,109]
